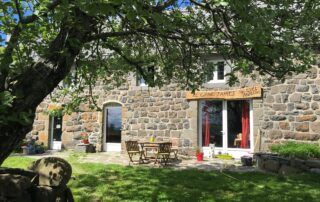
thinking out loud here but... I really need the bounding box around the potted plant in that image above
[80,132,89,144]
[195,147,204,161]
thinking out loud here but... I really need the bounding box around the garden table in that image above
[138,141,171,159]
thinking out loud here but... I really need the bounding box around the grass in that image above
[2,156,320,202]
[271,142,320,159]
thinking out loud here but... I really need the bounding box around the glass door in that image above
[200,100,223,147]
[227,100,250,149]
[199,100,252,156]
[50,116,62,150]
[104,104,122,152]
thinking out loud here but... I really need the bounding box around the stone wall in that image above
[29,62,320,154]
[30,72,262,154]
[260,64,320,150]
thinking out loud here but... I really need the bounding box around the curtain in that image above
[241,101,250,148]
[204,102,210,146]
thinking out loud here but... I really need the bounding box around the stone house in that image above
[29,56,320,158]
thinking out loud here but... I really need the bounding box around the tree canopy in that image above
[0,0,319,164]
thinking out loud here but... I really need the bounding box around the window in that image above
[136,74,148,87]
[206,61,225,83]
[136,67,155,87]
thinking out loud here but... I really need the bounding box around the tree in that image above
[0,0,318,165]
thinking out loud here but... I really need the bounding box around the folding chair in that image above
[125,141,145,165]
[155,142,172,166]
[170,147,179,160]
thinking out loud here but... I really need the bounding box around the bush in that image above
[270,142,320,159]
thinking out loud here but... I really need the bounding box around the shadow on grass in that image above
[68,163,320,202]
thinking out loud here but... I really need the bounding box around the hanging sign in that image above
[186,86,262,100]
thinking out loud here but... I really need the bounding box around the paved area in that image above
[21,151,256,172]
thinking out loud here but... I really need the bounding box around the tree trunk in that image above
[0,8,96,165]
[0,116,34,165]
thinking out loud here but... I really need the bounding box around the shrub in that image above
[270,142,320,159]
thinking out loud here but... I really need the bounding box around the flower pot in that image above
[82,139,89,144]
[241,156,253,166]
[21,146,29,155]
[196,152,204,161]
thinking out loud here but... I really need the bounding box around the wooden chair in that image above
[155,142,172,166]
[170,147,179,160]
[125,141,145,165]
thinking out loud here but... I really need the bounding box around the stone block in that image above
[270,86,279,94]
[264,159,280,173]
[311,85,319,94]
[168,124,177,130]
[275,95,282,103]
[171,118,181,124]
[181,102,190,110]
[35,124,45,131]
[170,130,181,138]
[307,66,318,79]
[148,113,157,118]
[283,131,295,139]
[289,93,301,102]
[161,118,169,123]
[305,160,320,169]
[295,103,309,110]
[265,95,274,103]
[310,122,320,133]
[278,165,299,175]
[183,122,190,129]
[177,111,187,118]
[160,105,170,111]
[273,104,286,111]
[294,132,314,141]
[158,123,167,130]
[311,102,319,110]
[302,110,314,115]
[313,95,320,101]
[270,115,286,121]
[146,123,157,130]
[296,115,317,122]
[310,168,320,174]
[279,122,290,130]
[281,94,289,103]
[261,122,273,129]
[302,94,312,102]
[168,111,177,118]
[171,105,181,111]
[295,122,309,132]
[296,85,309,92]
[269,130,282,139]
[150,107,160,112]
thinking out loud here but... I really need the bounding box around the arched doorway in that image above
[103,102,122,152]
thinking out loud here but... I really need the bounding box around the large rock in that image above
[264,159,280,173]
[278,165,299,175]
[305,160,320,169]
[28,157,72,187]
[310,168,320,174]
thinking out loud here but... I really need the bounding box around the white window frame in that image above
[198,100,254,159]
[137,77,148,87]
[206,60,227,84]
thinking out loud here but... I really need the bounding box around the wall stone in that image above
[29,63,320,155]
[260,64,320,151]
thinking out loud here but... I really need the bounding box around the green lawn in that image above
[2,156,320,202]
